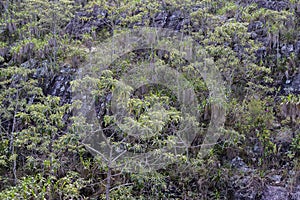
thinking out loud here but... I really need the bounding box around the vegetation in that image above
[0,0,299,199]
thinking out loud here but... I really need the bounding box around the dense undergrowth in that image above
[0,0,299,199]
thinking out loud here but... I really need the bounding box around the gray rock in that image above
[248,21,263,32]
[231,175,258,200]
[33,60,49,78]
[65,5,110,39]
[255,0,289,11]
[0,47,8,61]
[291,186,300,200]
[234,190,257,200]
[253,143,262,153]
[262,186,289,200]
[262,185,300,200]
[275,128,293,144]
[248,21,267,41]
[256,46,267,58]
[47,64,76,104]
[231,157,252,173]
[66,5,191,38]
[153,11,168,27]
[20,59,76,105]
[169,10,182,21]
[284,73,300,94]
[21,58,37,69]
[150,10,189,31]
[269,175,282,184]
[250,32,258,39]
[281,44,294,56]
[295,41,300,55]
[0,24,4,34]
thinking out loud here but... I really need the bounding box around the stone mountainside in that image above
[7,0,300,200]
[10,0,299,107]
[65,1,300,96]
[62,1,300,199]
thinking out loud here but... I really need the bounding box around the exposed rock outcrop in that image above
[21,59,75,105]
[284,73,300,94]
[65,5,110,39]
[262,185,300,200]
[255,0,289,11]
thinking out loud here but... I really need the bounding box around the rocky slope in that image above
[0,0,299,199]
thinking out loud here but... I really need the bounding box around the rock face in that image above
[284,73,300,94]
[65,5,110,39]
[46,65,75,104]
[281,44,294,56]
[231,175,260,200]
[21,59,75,105]
[291,186,300,200]
[231,156,252,173]
[65,1,300,55]
[262,186,289,200]
[248,21,266,38]
[66,6,190,39]
[295,41,300,55]
[150,10,190,31]
[255,0,289,11]
[262,185,300,200]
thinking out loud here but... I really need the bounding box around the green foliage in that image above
[291,131,300,154]
[216,1,238,16]
[0,172,87,199]
[0,0,299,199]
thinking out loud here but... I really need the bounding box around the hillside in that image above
[0,0,299,199]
